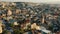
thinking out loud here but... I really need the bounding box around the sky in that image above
[0,0,60,4]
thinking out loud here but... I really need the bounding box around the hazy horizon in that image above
[0,0,60,4]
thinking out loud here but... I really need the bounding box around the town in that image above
[0,2,60,34]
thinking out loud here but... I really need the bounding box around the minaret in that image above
[41,13,45,24]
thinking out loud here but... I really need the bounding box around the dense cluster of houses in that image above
[0,2,60,34]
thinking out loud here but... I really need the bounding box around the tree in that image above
[2,30,11,34]
[13,29,24,34]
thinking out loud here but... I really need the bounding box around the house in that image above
[14,21,18,25]
[41,29,52,34]
[7,9,12,16]
[31,23,41,30]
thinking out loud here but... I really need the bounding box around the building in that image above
[0,20,2,33]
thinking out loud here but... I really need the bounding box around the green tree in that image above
[2,30,10,34]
